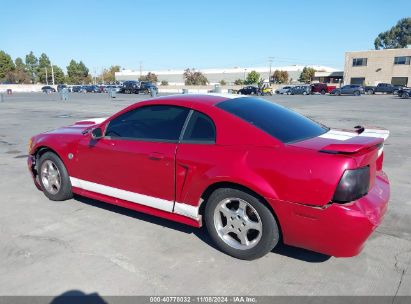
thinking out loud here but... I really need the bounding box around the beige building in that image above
[344,48,411,86]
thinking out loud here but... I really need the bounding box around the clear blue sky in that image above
[1,0,410,73]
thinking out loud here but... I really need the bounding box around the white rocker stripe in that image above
[173,202,200,220]
[70,177,173,212]
[69,177,200,220]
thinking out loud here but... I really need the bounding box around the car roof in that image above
[141,93,237,107]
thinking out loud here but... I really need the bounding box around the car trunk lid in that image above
[290,127,389,190]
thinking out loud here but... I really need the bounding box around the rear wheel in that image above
[38,152,73,201]
[367,89,374,95]
[402,92,410,99]
[320,89,326,95]
[354,90,360,96]
[205,188,280,260]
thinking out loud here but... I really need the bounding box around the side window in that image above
[105,105,189,142]
[182,111,216,144]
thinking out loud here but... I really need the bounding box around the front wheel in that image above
[354,90,360,96]
[205,188,280,260]
[38,152,73,201]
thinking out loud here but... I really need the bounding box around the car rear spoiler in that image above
[320,127,389,154]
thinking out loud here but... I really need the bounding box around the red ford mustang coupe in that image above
[28,94,390,260]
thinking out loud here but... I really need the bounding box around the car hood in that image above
[45,117,108,135]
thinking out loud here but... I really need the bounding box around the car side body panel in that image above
[28,95,390,257]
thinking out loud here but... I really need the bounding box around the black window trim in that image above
[179,110,217,145]
[394,56,411,65]
[352,58,367,67]
[103,104,191,143]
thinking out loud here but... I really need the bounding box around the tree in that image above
[15,57,25,69]
[53,65,65,84]
[66,60,90,84]
[234,79,244,85]
[183,68,208,85]
[37,53,52,84]
[13,57,31,84]
[25,51,38,83]
[139,72,158,83]
[299,67,316,83]
[374,18,411,49]
[272,70,289,84]
[219,80,227,86]
[101,65,120,83]
[244,70,260,85]
[160,80,169,86]
[0,50,15,82]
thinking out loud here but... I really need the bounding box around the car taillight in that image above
[332,166,370,203]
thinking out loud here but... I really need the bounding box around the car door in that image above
[72,104,190,212]
[341,86,350,94]
[175,110,218,206]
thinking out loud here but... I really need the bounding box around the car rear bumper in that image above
[269,171,390,257]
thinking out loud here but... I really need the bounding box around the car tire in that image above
[402,92,410,99]
[38,152,73,201]
[205,188,280,260]
[354,91,360,96]
[367,89,374,95]
[303,91,307,95]
[320,89,326,95]
[393,90,398,95]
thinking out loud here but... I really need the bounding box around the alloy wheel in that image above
[40,160,62,195]
[213,198,263,250]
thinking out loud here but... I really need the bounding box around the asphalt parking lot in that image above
[0,92,410,297]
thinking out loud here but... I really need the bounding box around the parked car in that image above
[275,86,292,94]
[288,85,311,95]
[57,84,68,92]
[237,86,259,95]
[28,94,390,260]
[119,81,140,94]
[41,86,56,93]
[81,85,102,93]
[140,81,159,94]
[260,85,273,96]
[71,85,82,93]
[364,83,402,95]
[310,83,336,95]
[398,87,411,99]
[331,85,364,96]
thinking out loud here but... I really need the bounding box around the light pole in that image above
[268,57,274,84]
[51,64,55,85]
[45,67,48,85]
[243,68,247,87]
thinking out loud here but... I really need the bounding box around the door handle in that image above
[148,152,164,160]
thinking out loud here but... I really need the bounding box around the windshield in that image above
[216,97,328,143]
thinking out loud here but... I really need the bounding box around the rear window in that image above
[216,97,328,143]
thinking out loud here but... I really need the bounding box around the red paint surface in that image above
[28,94,390,256]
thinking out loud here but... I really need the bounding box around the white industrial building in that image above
[115,65,340,85]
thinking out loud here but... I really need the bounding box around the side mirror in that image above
[91,127,103,139]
